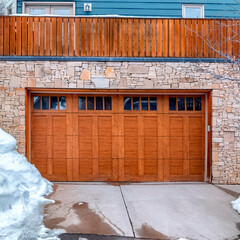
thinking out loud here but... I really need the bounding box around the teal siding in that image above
[17,0,240,18]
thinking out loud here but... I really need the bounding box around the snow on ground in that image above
[0,129,64,240]
[232,197,240,214]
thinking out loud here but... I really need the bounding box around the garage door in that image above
[31,93,205,182]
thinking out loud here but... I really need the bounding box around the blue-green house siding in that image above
[17,0,240,18]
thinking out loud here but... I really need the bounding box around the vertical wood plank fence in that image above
[0,16,239,58]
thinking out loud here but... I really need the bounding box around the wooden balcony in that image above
[0,16,239,59]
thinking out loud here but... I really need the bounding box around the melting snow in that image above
[0,128,64,239]
[232,197,240,214]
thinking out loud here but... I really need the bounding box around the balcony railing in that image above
[0,16,239,58]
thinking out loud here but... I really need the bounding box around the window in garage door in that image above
[123,96,157,111]
[30,94,205,182]
[169,96,202,111]
[78,96,112,110]
[33,96,66,110]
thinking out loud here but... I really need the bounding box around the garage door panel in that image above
[31,116,48,175]
[52,151,67,159]
[79,116,92,134]
[124,116,138,136]
[157,159,164,181]
[98,151,114,162]
[31,137,47,159]
[158,137,165,159]
[98,132,112,151]
[124,117,138,166]
[52,137,66,147]
[79,159,93,175]
[143,116,158,137]
[79,139,92,156]
[169,117,183,137]
[79,116,93,159]
[144,158,158,176]
[169,137,183,160]
[42,174,67,182]
[189,159,203,175]
[33,159,47,174]
[189,117,203,136]
[53,159,67,175]
[99,158,113,176]
[98,143,112,158]
[189,137,204,159]
[52,116,67,140]
[79,150,92,159]
[169,160,183,176]
[72,158,79,181]
[98,117,112,159]
[124,137,138,156]
[53,139,67,157]
[32,116,48,136]
[52,116,67,132]
[144,138,158,158]
[98,116,112,136]
[124,158,138,176]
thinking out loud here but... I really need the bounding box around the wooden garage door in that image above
[31,93,205,182]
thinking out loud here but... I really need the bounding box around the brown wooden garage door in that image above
[31,93,205,182]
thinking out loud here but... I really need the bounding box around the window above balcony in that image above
[22,1,75,16]
[182,4,204,18]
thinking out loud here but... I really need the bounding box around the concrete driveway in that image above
[44,183,240,240]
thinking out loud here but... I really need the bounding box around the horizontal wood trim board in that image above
[27,88,212,94]
[0,16,239,58]
[0,56,237,62]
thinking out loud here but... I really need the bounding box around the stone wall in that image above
[0,60,239,184]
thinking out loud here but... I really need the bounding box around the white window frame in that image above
[22,1,75,15]
[7,4,14,15]
[182,4,204,18]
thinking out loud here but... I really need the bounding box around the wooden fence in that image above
[0,16,239,58]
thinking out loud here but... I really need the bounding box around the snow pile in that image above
[232,197,240,214]
[0,129,64,239]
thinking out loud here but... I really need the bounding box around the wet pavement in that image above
[44,184,133,236]
[44,183,240,240]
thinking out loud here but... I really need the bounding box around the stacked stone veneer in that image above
[0,61,240,184]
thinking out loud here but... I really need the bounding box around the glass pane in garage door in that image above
[33,96,41,110]
[141,97,148,110]
[96,97,103,110]
[104,97,112,110]
[42,96,49,110]
[51,97,58,110]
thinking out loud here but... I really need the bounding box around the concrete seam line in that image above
[119,185,136,238]
[215,185,240,199]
